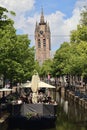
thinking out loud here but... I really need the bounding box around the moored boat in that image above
[8,103,58,130]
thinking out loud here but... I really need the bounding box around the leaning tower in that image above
[35,9,51,65]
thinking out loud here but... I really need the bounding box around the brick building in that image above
[35,9,51,65]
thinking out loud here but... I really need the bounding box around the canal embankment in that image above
[65,89,87,109]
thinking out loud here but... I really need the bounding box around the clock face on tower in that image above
[40,30,43,35]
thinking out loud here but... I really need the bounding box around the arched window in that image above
[38,39,41,48]
[43,39,46,47]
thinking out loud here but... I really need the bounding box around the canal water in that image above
[54,92,87,130]
[2,92,87,130]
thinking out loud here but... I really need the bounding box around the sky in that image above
[0,0,87,52]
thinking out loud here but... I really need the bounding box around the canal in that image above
[1,91,87,130]
[54,92,87,130]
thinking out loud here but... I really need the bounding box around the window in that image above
[43,39,46,47]
[38,39,41,48]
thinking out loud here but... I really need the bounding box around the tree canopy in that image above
[52,6,87,81]
[0,6,35,87]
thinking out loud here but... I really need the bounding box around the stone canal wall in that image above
[65,89,87,109]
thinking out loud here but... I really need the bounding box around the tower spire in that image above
[40,7,44,23]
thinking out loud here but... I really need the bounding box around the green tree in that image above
[80,6,87,26]
[70,25,87,44]
[0,6,35,87]
[0,7,17,87]
[34,60,41,75]
[69,6,87,78]
[0,6,8,28]
[52,42,70,77]
[40,59,52,78]
[51,6,87,84]
[75,41,87,76]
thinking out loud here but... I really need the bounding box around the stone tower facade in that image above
[35,9,51,65]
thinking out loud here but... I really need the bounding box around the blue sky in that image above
[0,0,87,52]
[34,0,76,17]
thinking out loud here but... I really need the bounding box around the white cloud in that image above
[75,0,87,9]
[0,0,35,13]
[0,0,87,51]
[47,0,87,50]
[46,8,80,50]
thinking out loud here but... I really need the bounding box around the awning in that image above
[21,81,55,89]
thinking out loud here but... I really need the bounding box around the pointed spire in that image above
[40,7,44,23]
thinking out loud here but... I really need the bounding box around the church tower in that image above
[35,8,51,65]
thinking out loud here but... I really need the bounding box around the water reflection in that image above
[67,98,87,123]
[63,100,68,114]
[60,97,64,105]
[55,92,87,130]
